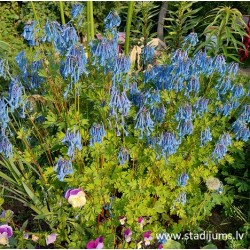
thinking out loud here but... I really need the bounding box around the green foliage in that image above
[195,6,247,61]
[164,1,202,50]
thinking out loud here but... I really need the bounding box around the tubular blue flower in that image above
[0,133,13,158]
[129,83,144,108]
[22,21,37,46]
[232,84,244,99]
[15,51,28,83]
[241,105,250,122]
[144,89,161,105]
[232,118,250,142]
[177,173,189,187]
[89,123,106,146]
[194,97,209,117]
[186,76,200,96]
[60,44,88,84]
[227,62,239,77]
[8,77,25,112]
[0,98,9,129]
[135,107,154,138]
[177,120,193,137]
[30,60,44,89]
[0,59,9,79]
[212,134,231,161]
[219,102,234,117]
[151,104,166,123]
[104,11,121,31]
[118,147,129,165]
[215,76,232,95]
[62,128,82,158]
[200,127,212,146]
[109,88,131,117]
[54,158,74,181]
[175,192,187,205]
[43,21,78,54]
[113,55,131,83]
[158,132,179,158]
[142,45,155,65]
[175,104,192,122]
[213,55,226,75]
[183,32,199,47]
[71,3,84,19]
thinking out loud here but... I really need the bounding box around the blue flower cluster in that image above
[89,123,106,146]
[0,131,13,158]
[54,157,74,181]
[42,21,78,54]
[159,132,180,158]
[213,133,232,161]
[60,44,88,93]
[104,11,121,32]
[194,97,209,117]
[177,173,189,187]
[0,98,9,129]
[232,105,250,142]
[22,21,37,46]
[62,128,82,158]
[135,107,154,139]
[71,3,84,20]
[200,127,212,147]
[118,147,129,165]
[142,45,155,65]
[109,87,131,117]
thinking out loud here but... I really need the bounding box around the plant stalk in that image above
[125,1,135,56]
[59,1,66,25]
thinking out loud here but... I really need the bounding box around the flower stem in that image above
[59,1,66,25]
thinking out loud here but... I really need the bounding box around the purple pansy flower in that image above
[46,233,57,245]
[143,231,153,246]
[87,236,104,249]
[138,216,145,228]
[0,225,13,246]
[119,215,126,225]
[124,228,132,243]
[65,188,86,208]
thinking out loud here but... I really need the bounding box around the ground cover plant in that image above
[0,2,249,249]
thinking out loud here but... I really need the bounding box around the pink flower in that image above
[138,216,145,228]
[65,188,86,208]
[143,231,153,246]
[87,236,104,249]
[119,216,126,225]
[46,233,57,245]
[124,228,132,243]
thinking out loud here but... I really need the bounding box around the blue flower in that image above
[175,104,192,122]
[60,44,88,85]
[177,173,189,187]
[15,51,28,83]
[177,120,193,138]
[8,77,25,112]
[0,98,9,129]
[158,132,179,158]
[232,84,244,99]
[104,11,121,31]
[54,158,74,181]
[151,104,166,123]
[22,21,37,46]
[135,107,154,138]
[89,123,106,146]
[0,129,13,158]
[213,55,226,75]
[215,76,232,95]
[183,32,199,47]
[62,128,82,158]
[142,45,155,65]
[227,62,239,77]
[71,3,84,19]
[118,147,129,165]
[194,97,209,117]
[212,133,231,161]
[241,105,250,122]
[30,60,44,89]
[200,128,212,146]
[232,118,250,142]
[186,76,199,96]
[175,192,187,205]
